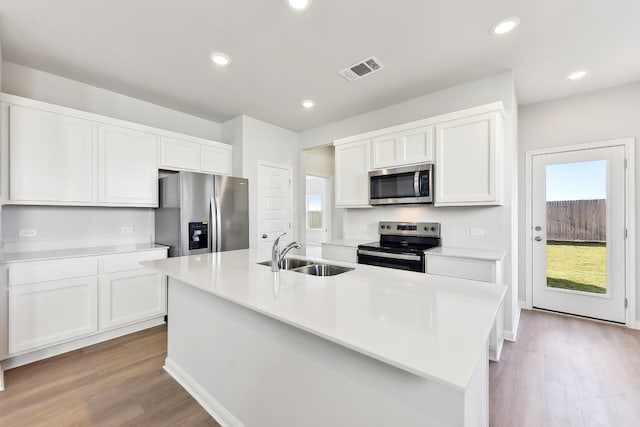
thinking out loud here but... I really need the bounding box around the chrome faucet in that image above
[271,232,301,272]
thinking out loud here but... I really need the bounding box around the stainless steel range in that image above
[357,221,441,272]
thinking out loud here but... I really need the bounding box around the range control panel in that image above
[188,221,209,250]
[378,221,440,237]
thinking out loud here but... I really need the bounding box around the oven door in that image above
[369,164,432,205]
[357,249,425,272]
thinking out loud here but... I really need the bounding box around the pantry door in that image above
[258,162,293,250]
[530,143,628,322]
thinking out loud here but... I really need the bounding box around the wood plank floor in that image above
[2,311,639,426]
[490,309,640,427]
[0,325,219,426]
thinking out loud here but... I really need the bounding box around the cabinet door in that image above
[159,137,200,171]
[98,124,158,206]
[9,105,96,203]
[434,112,502,206]
[334,140,371,208]
[371,126,434,169]
[371,134,398,169]
[201,144,232,175]
[8,277,98,354]
[398,126,434,164]
[99,270,166,330]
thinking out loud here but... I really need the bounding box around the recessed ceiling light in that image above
[491,16,521,35]
[288,0,310,10]
[567,70,588,80]
[302,100,315,109]
[210,52,230,66]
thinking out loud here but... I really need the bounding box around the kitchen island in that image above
[143,249,506,427]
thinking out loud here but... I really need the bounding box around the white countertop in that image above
[425,246,507,261]
[1,243,169,263]
[143,249,505,390]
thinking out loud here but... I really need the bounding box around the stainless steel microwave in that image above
[369,164,433,205]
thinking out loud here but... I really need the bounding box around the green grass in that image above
[546,241,606,294]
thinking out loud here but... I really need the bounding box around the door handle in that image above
[262,234,268,239]
[534,236,543,242]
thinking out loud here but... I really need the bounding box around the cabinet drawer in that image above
[8,257,98,287]
[322,244,357,263]
[102,250,167,274]
[8,277,98,354]
[426,256,496,282]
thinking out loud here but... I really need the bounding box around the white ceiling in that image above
[0,0,638,132]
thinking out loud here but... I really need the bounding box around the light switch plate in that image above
[121,226,134,234]
[19,229,37,238]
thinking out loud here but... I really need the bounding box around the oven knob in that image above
[430,227,436,231]
[424,227,428,230]
[380,225,384,229]
[386,225,391,229]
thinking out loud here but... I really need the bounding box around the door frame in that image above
[257,160,294,248]
[524,138,636,327]
[304,173,332,245]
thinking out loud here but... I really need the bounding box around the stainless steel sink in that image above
[258,259,354,276]
[257,258,315,270]
[294,264,355,277]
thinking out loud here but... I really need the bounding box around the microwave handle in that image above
[414,171,420,197]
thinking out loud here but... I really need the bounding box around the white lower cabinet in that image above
[99,270,166,330]
[426,250,505,361]
[4,248,167,359]
[8,277,98,354]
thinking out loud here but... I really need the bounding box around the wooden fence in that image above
[547,199,606,242]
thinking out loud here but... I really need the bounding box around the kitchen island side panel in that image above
[166,278,487,427]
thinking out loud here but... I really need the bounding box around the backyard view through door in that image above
[531,145,626,323]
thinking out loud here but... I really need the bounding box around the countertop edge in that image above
[1,244,169,264]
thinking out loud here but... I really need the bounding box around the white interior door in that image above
[258,163,293,250]
[531,145,626,322]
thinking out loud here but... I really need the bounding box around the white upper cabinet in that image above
[98,124,158,206]
[2,94,233,206]
[9,105,97,204]
[159,136,233,175]
[434,112,503,206]
[371,126,434,169]
[334,139,371,208]
[160,136,200,171]
[201,144,232,175]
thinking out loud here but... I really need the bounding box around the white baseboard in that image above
[164,358,244,427]
[2,317,165,370]
[0,362,4,391]
[503,305,522,342]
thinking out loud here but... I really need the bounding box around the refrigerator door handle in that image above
[214,195,222,251]
[210,196,217,252]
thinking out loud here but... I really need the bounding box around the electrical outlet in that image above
[121,226,134,234]
[19,229,37,238]
[470,228,485,236]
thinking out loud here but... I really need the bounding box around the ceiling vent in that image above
[339,56,385,82]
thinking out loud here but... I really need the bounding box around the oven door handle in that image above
[358,250,422,261]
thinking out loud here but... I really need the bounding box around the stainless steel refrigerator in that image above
[155,172,249,257]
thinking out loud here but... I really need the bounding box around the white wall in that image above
[298,71,519,337]
[221,116,244,177]
[2,206,154,253]
[2,61,223,141]
[235,116,299,249]
[519,81,640,323]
